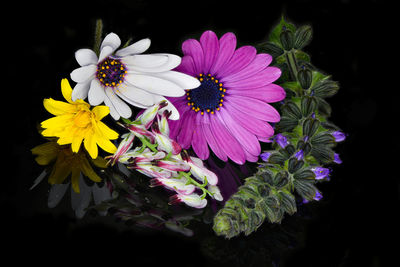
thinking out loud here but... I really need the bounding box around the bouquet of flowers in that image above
[31,17,345,238]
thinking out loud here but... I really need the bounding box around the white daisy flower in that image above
[70,33,200,120]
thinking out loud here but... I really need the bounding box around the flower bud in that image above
[294,150,304,161]
[298,68,312,89]
[156,159,191,172]
[294,25,313,49]
[280,30,294,50]
[207,185,223,201]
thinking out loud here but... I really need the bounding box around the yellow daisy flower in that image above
[41,79,119,159]
[31,140,108,193]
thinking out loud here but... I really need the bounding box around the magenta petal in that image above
[224,66,281,89]
[244,149,259,162]
[210,113,246,164]
[228,84,286,103]
[200,31,219,74]
[218,108,260,157]
[182,39,204,74]
[192,121,209,160]
[224,104,274,137]
[201,113,228,162]
[226,96,281,122]
[221,53,272,83]
[215,45,257,78]
[174,55,196,76]
[177,111,195,149]
[209,32,236,75]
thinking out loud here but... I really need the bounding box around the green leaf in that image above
[281,81,302,94]
[257,42,284,58]
[278,191,297,215]
[294,50,311,62]
[293,179,317,200]
[310,71,330,88]
[312,80,340,98]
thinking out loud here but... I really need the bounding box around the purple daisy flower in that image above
[168,30,286,164]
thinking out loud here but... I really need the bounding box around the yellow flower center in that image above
[73,110,93,128]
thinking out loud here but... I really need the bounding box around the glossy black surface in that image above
[5,0,395,266]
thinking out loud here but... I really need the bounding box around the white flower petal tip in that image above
[75,49,98,66]
[100,32,121,51]
[115,38,151,57]
[70,65,96,83]
[208,185,223,201]
[181,153,218,186]
[169,194,208,209]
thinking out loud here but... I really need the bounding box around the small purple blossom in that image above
[312,167,331,180]
[275,134,289,148]
[332,131,346,142]
[334,153,342,164]
[260,152,271,162]
[294,150,304,160]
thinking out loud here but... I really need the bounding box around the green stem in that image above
[94,19,103,56]
[285,49,301,94]
[139,137,158,153]
[180,171,212,199]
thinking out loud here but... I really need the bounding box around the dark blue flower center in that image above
[96,57,127,87]
[186,74,226,115]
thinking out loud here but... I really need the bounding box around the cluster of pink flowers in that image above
[108,100,223,208]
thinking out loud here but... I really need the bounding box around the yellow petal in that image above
[31,142,60,165]
[96,121,119,140]
[43,98,75,116]
[84,133,98,159]
[80,157,102,183]
[71,135,84,153]
[61,79,73,103]
[91,156,108,168]
[41,114,74,130]
[92,105,110,120]
[96,136,117,154]
[48,155,72,184]
[70,168,81,193]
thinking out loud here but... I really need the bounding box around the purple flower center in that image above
[186,74,226,115]
[96,57,127,87]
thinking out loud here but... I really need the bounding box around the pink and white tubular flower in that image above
[169,193,208,209]
[156,158,190,172]
[150,177,195,195]
[181,151,218,186]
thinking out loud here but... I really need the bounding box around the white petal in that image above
[152,95,180,120]
[123,54,181,73]
[103,93,120,120]
[123,54,168,68]
[125,74,185,97]
[88,79,105,106]
[72,80,91,101]
[115,38,151,56]
[116,89,151,109]
[70,65,96,83]
[48,183,69,208]
[75,49,98,66]
[100,32,121,52]
[151,71,200,89]
[98,45,114,62]
[116,83,155,106]
[105,87,132,119]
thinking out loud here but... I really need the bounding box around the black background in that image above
[4,0,397,266]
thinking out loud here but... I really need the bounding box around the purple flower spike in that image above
[332,131,346,142]
[312,167,331,180]
[275,134,289,148]
[294,150,304,160]
[334,153,342,164]
[260,152,271,162]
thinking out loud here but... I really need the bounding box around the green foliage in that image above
[213,16,343,238]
